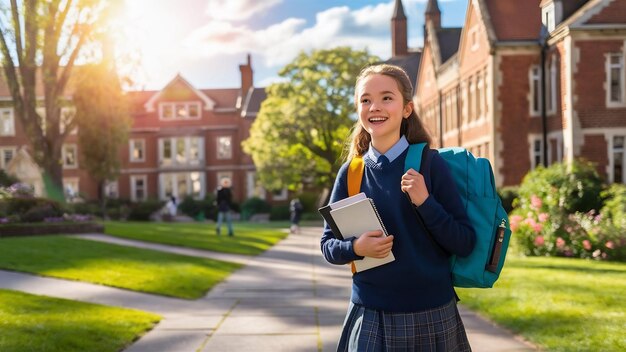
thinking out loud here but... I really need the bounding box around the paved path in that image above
[0,227,536,351]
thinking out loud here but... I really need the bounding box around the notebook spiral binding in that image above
[368,199,389,236]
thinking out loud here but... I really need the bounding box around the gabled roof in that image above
[143,74,216,112]
[386,51,423,95]
[436,28,463,63]
[240,87,267,119]
[482,0,542,41]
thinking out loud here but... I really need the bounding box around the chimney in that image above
[391,0,408,57]
[239,54,253,96]
[424,0,441,39]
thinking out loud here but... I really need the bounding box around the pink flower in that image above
[532,222,543,233]
[531,195,543,209]
[510,215,523,232]
[534,236,545,246]
[606,241,615,249]
[538,213,549,222]
[582,240,592,251]
[556,237,566,248]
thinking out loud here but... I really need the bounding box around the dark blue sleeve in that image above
[416,152,476,257]
[320,162,364,265]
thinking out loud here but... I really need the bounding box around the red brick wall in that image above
[574,40,626,128]
[580,134,609,181]
[587,1,626,24]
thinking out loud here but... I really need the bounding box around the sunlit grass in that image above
[0,289,160,352]
[104,221,289,255]
[0,236,241,299]
[457,256,626,351]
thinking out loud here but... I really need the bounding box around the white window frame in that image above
[63,177,80,200]
[0,108,15,136]
[542,3,555,32]
[610,135,625,184]
[272,188,288,201]
[0,147,17,169]
[104,181,119,199]
[159,102,202,120]
[245,171,266,200]
[607,53,625,107]
[546,59,557,115]
[62,144,78,169]
[60,107,77,135]
[159,172,205,200]
[129,139,146,162]
[216,136,233,160]
[130,175,148,202]
[530,66,542,116]
[158,136,204,166]
[529,136,544,170]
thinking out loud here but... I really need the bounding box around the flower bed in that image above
[0,222,103,237]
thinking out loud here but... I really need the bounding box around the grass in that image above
[457,256,626,351]
[104,221,289,255]
[0,236,241,299]
[0,289,160,352]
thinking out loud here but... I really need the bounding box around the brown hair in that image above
[345,64,431,161]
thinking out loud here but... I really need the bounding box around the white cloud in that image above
[204,0,283,21]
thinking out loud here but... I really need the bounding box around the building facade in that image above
[393,0,626,186]
[0,55,286,204]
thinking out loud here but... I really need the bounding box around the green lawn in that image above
[0,289,160,352]
[457,256,626,351]
[104,221,289,255]
[0,236,241,299]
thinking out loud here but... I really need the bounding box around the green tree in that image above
[73,63,130,215]
[243,47,379,194]
[0,0,118,199]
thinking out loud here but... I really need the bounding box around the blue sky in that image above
[116,0,466,90]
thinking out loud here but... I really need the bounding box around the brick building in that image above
[392,0,626,186]
[0,55,284,204]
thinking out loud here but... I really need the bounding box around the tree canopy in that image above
[242,47,379,192]
[0,0,120,198]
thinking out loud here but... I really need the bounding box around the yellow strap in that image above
[348,156,364,197]
[347,156,364,274]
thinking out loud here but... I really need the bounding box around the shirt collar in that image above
[366,136,409,163]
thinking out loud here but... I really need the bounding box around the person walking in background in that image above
[289,198,303,234]
[320,64,476,351]
[167,196,177,217]
[216,178,234,236]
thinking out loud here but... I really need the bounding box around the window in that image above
[0,108,15,136]
[159,102,201,120]
[63,178,79,200]
[530,66,542,116]
[613,136,625,183]
[470,27,479,51]
[161,172,200,200]
[246,171,265,199]
[159,137,204,166]
[105,181,119,199]
[63,144,78,168]
[0,147,16,169]
[607,53,625,106]
[217,136,232,159]
[272,188,288,201]
[468,78,475,121]
[546,59,557,114]
[60,107,77,135]
[130,175,147,202]
[476,75,483,119]
[542,4,555,32]
[532,138,543,169]
[129,139,145,162]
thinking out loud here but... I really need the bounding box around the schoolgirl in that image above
[320,64,476,351]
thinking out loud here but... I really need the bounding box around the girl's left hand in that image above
[401,168,429,206]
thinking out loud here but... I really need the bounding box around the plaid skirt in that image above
[337,299,471,352]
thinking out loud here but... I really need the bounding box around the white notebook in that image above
[329,193,395,272]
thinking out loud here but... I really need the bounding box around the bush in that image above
[498,186,518,214]
[178,195,217,221]
[270,205,290,221]
[0,170,18,187]
[127,200,164,221]
[511,159,625,261]
[241,197,270,220]
[5,198,65,222]
[298,192,320,212]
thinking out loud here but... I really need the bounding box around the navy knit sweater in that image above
[320,145,476,312]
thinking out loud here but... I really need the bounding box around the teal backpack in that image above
[405,143,512,288]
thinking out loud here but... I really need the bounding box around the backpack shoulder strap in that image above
[347,155,364,196]
[405,143,427,173]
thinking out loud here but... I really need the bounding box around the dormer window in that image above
[159,102,201,120]
[541,2,559,32]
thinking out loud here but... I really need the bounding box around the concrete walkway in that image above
[0,227,536,351]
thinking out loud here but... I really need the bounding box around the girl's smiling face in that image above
[356,73,412,153]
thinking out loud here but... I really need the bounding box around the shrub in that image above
[5,198,65,221]
[178,195,217,221]
[241,197,270,220]
[298,191,320,212]
[270,205,290,221]
[19,201,64,223]
[511,159,625,261]
[0,170,18,187]
[127,200,164,221]
[498,186,518,214]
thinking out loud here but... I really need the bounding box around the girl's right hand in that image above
[353,230,394,258]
